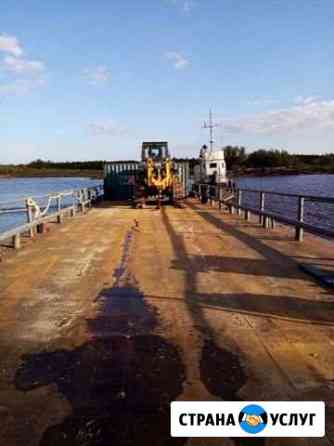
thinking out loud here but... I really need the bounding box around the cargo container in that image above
[174,160,192,198]
[104,162,139,201]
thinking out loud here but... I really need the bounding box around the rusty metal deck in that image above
[0,199,333,445]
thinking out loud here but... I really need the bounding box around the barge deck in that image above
[0,199,333,445]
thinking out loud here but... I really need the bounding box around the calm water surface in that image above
[235,174,334,231]
[236,174,334,197]
[0,177,102,233]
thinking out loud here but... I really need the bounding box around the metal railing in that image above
[194,183,334,242]
[0,185,104,249]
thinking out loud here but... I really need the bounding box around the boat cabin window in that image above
[209,163,217,168]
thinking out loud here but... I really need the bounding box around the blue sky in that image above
[1,0,334,163]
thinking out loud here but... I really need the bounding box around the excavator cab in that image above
[141,142,170,162]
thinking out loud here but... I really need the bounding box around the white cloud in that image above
[83,66,111,85]
[165,51,190,70]
[0,78,46,97]
[294,95,321,105]
[3,55,45,76]
[0,33,46,97]
[0,33,23,57]
[88,119,129,136]
[167,0,196,13]
[224,99,334,135]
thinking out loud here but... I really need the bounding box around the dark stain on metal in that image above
[200,339,247,401]
[112,230,133,287]
[160,208,265,446]
[91,229,158,337]
[15,228,186,445]
[16,336,185,446]
[89,283,157,337]
[200,340,265,445]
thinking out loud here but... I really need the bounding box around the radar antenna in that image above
[202,109,220,153]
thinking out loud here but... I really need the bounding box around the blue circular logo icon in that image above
[239,404,268,434]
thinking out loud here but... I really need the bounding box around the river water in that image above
[235,174,334,232]
[236,174,334,198]
[1,175,334,235]
[0,177,102,234]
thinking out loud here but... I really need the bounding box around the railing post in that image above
[259,192,265,224]
[218,184,223,210]
[81,190,86,213]
[88,189,92,208]
[71,191,76,217]
[85,188,89,209]
[212,185,216,206]
[295,196,304,242]
[237,189,242,216]
[25,198,34,238]
[200,184,208,204]
[245,209,250,221]
[13,233,21,249]
[57,194,63,223]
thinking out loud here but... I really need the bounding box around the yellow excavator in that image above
[134,141,180,207]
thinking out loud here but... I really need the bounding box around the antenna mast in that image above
[203,109,220,153]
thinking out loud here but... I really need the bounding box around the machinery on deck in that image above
[103,142,191,205]
[135,141,181,207]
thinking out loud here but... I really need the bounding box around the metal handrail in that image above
[0,184,104,248]
[0,186,102,210]
[194,183,334,242]
[236,187,334,203]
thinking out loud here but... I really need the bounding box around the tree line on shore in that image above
[1,149,334,175]
[223,146,334,173]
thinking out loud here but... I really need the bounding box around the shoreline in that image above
[0,169,103,179]
[2,168,334,181]
[231,167,334,177]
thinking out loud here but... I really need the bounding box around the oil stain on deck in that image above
[161,208,266,446]
[15,229,186,445]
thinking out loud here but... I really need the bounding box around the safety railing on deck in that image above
[0,185,104,249]
[194,183,334,242]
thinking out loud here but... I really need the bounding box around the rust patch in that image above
[15,228,186,445]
